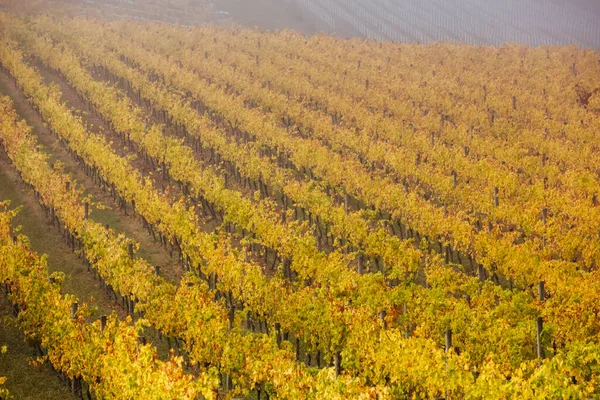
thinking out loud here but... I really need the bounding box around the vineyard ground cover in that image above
[28,39,351,368]
[24,53,327,378]
[30,58,241,277]
[34,14,556,354]
[28,61,188,285]
[87,34,411,272]
[57,28,469,290]
[80,64,309,281]
[86,57,344,267]
[62,25,544,376]
[30,53,400,381]
[68,26,441,300]
[0,68,185,369]
[0,145,118,318]
[0,72,122,315]
[0,83,110,397]
[30,26,349,297]
[104,26,490,284]
[0,298,70,399]
[0,38,382,400]
[3,8,600,397]
[0,166,71,400]
[113,23,555,293]
[67,25,536,348]
[43,56,314,292]
[34,59,164,188]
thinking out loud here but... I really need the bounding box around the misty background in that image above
[2,0,599,47]
[222,0,600,47]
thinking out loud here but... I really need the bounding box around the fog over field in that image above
[291,0,600,46]
[3,0,599,47]
[215,0,600,47]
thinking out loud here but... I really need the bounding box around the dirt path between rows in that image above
[0,61,184,332]
[4,64,185,284]
[0,72,126,317]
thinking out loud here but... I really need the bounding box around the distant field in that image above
[3,0,598,47]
